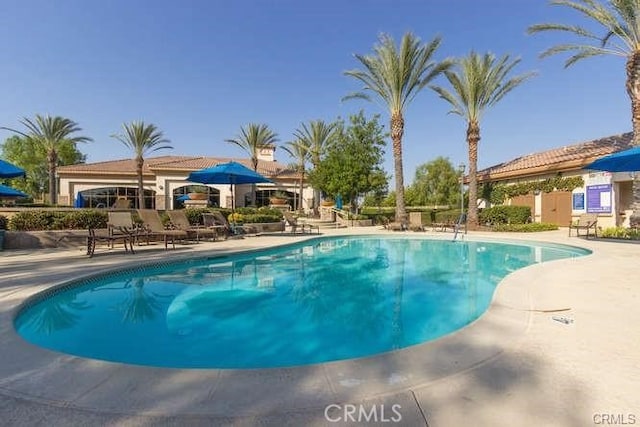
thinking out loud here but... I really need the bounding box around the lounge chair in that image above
[202,212,230,239]
[87,227,134,257]
[204,211,252,238]
[108,211,149,246]
[136,209,188,249]
[569,213,598,238]
[408,212,425,231]
[443,213,467,234]
[111,198,131,209]
[283,211,319,234]
[167,210,218,242]
[382,216,406,231]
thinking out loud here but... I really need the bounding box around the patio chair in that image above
[408,212,425,232]
[87,227,134,258]
[167,210,218,242]
[136,209,188,249]
[442,213,467,234]
[202,212,230,239]
[206,211,252,238]
[111,198,131,209]
[381,216,406,231]
[283,211,319,234]
[108,211,149,246]
[568,213,598,238]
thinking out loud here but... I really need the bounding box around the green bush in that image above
[183,208,211,225]
[242,213,283,223]
[0,215,7,230]
[492,223,558,232]
[600,227,640,240]
[8,209,108,231]
[479,205,531,225]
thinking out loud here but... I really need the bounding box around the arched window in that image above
[76,187,156,209]
[172,185,220,209]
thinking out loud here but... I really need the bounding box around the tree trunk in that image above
[466,120,480,228]
[299,167,305,214]
[391,112,407,224]
[47,149,57,205]
[136,157,144,209]
[251,157,258,207]
[626,53,640,227]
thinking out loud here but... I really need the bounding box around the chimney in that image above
[258,144,276,162]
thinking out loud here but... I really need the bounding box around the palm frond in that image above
[226,123,279,169]
[111,121,171,157]
[343,32,448,115]
[530,0,640,61]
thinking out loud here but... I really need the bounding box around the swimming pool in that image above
[15,236,588,369]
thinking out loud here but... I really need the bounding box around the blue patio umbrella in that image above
[74,192,85,208]
[187,161,272,209]
[335,194,343,210]
[0,184,28,198]
[586,146,640,172]
[177,194,191,202]
[0,159,26,178]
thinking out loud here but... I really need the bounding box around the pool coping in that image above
[0,228,635,424]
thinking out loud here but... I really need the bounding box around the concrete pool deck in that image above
[0,227,638,426]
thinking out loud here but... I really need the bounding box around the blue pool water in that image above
[15,237,588,368]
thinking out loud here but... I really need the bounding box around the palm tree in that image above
[111,121,172,209]
[293,120,336,214]
[226,123,279,206]
[431,52,535,227]
[2,115,92,204]
[281,139,310,213]
[344,32,451,225]
[528,0,640,226]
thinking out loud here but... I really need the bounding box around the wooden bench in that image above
[568,213,598,238]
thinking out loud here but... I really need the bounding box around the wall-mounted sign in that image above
[572,193,585,210]
[586,184,612,213]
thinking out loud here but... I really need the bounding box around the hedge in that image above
[492,223,558,232]
[0,215,7,230]
[479,205,531,225]
[8,210,108,231]
[600,227,640,240]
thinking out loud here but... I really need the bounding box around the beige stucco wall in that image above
[58,171,314,211]
[501,169,634,228]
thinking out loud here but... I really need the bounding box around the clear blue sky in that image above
[0,0,629,184]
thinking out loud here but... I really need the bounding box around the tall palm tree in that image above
[528,0,640,226]
[344,32,451,224]
[2,114,92,204]
[281,139,310,213]
[431,52,535,227]
[111,121,172,209]
[226,123,279,206]
[293,120,336,214]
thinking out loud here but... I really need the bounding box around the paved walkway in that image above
[0,228,638,426]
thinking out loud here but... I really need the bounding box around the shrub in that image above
[0,215,7,230]
[8,209,108,231]
[600,227,640,240]
[183,207,211,225]
[492,223,558,232]
[479,205,531,225]
[242,213,283,223]
[228,212,244,223]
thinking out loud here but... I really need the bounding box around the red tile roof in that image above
[58,156,296,178]
[477,132,633,181]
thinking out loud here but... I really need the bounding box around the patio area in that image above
[0,227,638,426]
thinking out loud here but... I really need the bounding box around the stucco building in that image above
[477,132,635,228]
[57,147,314,211]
